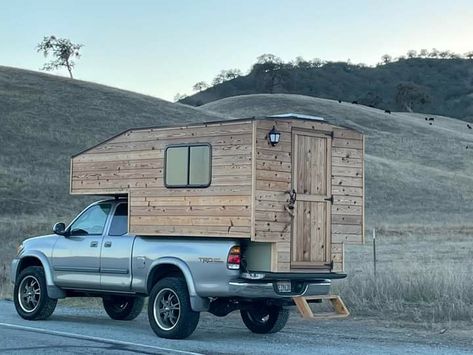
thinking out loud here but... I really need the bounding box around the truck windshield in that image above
[69,203,111,236]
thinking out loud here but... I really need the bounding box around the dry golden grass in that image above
[335,225,473,323]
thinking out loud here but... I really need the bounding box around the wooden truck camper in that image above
[70,114,364,273]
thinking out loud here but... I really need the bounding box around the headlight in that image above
[16,243,24,256]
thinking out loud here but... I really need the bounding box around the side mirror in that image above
[53,222,66,235]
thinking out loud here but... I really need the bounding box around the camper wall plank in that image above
[332,166,363,178]
[332,205,362,215]
[332,177,363,188]
[73,164,252,180]
[132,195,251,206]
[130,215,251,227]
[332,156,363,168]
[72,174,252,190]
[88,133,253,154]
[332,224,362,234]
[253,231,290,242]
[332,186,363,196]
[75,145,252,162]
[332,147,363,159]
[132,205,251,217]
[333,234,364,243]
[111,122,253,143]
[132,225,251,238]
[332,214,362,225]
[131,185,252,197]
[332,138,363,150]
[256,160,291,173]
[333,129,363,140]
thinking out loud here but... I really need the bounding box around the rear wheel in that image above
[148,277,200,339]
[14,266,57,320]
[240,305,289,334]
[103,296,145,320]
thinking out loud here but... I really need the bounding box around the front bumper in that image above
[228,279,331,298]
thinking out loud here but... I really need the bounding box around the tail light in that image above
[227,246,241,270]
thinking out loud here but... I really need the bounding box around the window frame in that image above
[108,202,129,236]
[164,143,212,188]
[67,203,112,236]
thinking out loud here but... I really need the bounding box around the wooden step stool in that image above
[293,295,350,320]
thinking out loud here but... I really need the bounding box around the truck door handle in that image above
[90,241,98,248]
[104,241,112,248]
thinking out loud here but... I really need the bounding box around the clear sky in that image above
[1,0,473,101]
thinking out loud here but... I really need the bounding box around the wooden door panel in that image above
[291,130,332,268]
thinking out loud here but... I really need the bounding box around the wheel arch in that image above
[146,257,209,312]
[17,252,65,299]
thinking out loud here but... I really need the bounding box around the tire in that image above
[14,266,57,320]
[148,277,200,339]
[240,305,289,334]
[103,296,145,321]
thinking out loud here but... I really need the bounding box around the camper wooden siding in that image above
[252,119,363,272]
[71,120,255,238]
[70,116,364,273]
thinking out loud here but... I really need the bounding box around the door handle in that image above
[104,241,112,248]
[287,189,297,209]
[90,241,98,248]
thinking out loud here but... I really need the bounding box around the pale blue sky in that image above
[1,0,473,101]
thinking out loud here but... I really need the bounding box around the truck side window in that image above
[69,203,111,236]
[165,144,211,187]
[109,203,128,236]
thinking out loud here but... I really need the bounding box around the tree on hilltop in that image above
[37,36,83,79]
[192,81,209,92]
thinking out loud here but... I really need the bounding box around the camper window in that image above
[165,144,211,188]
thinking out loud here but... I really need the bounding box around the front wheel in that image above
[240,305,289,334]
[148,277,200,339]
[14,266,57,320]
[103,296,145,320]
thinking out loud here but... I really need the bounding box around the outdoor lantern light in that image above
[268,126,281,146]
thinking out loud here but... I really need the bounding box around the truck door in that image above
[291,130,332,269]
[52,203,111,289]
[100,203,134,290]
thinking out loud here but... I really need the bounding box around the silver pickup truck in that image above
[11,198,345,339]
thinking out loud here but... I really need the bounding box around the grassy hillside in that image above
[1,70,472,322]
[0,66,227,218]
[202,94,473,226]
[183,58,473,121]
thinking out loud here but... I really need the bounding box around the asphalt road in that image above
[0,300,472,354]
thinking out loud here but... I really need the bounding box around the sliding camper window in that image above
[165,144,211,188]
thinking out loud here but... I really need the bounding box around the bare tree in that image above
[406,50,417,58]
[192,81,209,92]
[419,49,429,58]
[37,36,83,79]
[429,48,439,58]
[223,69,242,80]
[381,54,392,64]
[256,53,283,65]
[173,93,187,102]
